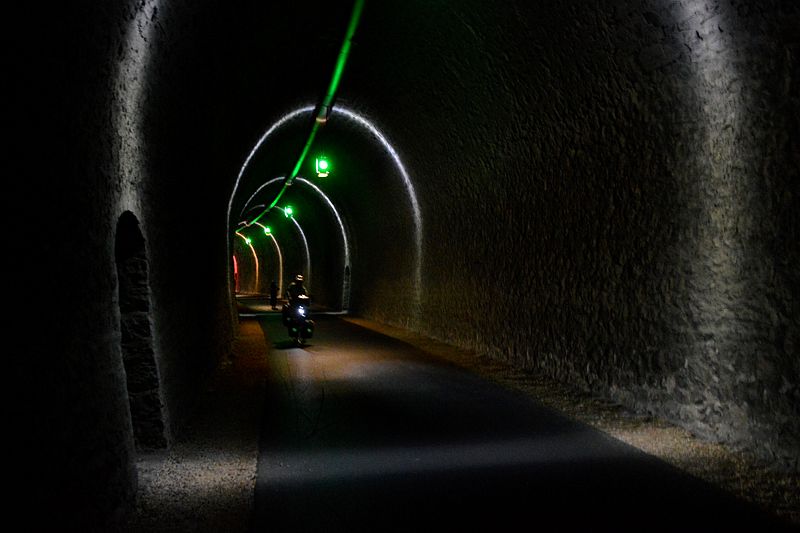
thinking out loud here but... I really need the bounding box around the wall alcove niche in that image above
[115,211,169,450]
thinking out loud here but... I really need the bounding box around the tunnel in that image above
[9,0,799,530]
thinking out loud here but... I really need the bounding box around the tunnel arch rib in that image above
[241,176,351,310]
[227,105,423,318]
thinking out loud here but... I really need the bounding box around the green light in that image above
[315,156,330,177]
[245,237,252,245]
[284,206,294,218]
[242,0,365,227]
[263,226,272,235]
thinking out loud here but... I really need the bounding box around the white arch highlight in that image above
[240,178,349,261]
[235,232,260,293]
[242,177,350,309]
[295,177,351,309]
[332,107,423,311]
[254,222,284,296]
[227,105,423,318]
[277,206,312,291]
[228,106,314,227]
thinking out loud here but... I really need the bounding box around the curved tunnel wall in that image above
[343,0,800,467]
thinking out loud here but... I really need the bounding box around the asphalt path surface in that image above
[251,314,793,532]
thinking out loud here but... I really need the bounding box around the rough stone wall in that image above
[340,0,800,469]
[128,0,238,439]
[10,3,140,530]
[10,0,239,528]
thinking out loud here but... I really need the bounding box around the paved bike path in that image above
[251,315,793,532]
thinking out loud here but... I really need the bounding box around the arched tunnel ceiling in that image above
[222,0,657,319]
[164,0,797,369]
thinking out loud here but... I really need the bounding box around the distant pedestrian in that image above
[269,280,278,309]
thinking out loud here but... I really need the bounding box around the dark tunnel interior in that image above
[8,0,799,530]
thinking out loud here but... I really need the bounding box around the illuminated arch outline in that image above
[276,206,312,292]
[242,177,350,308]
[227,105,423,317]
[235,232,260,293]
[241,177,349,267]
[253,222,284,297]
